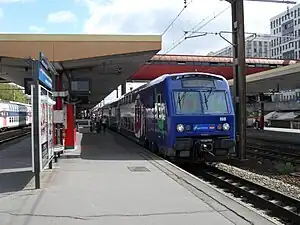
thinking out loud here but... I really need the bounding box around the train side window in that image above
[157,94,161,103]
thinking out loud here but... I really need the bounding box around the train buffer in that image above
[0,132,277,225]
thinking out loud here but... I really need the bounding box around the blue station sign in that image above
[39,67,52,90]
[38,52,53,90]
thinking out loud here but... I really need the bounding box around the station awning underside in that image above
[0,34,161,108]
[228,62,300,93]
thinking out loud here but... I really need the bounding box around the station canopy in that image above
[0,34,161,109]
[228,62,300,94]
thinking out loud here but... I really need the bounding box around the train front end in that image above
[167,73,235,163]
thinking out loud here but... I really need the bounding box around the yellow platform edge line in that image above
[0,33,162,42]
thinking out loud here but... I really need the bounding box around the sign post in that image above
[32,52,57,189]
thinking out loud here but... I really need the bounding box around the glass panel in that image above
[200,90,229,114]
[174,91,202,114]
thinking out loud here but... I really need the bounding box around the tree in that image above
[0,83,28,103]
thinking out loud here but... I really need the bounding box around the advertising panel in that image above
[40,86,49,169]
[32,52,57,188]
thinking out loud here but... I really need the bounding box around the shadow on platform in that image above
[0,171,33,194]
[0,137,33,194]
[79,131,152,161]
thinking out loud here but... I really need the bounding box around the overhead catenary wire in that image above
[162,0,194,36]
[162,5,231,56]
[128,5,232,80]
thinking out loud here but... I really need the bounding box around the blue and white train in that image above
[101,72,236,163]
[0,100,32,131]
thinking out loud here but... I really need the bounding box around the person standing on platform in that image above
[96,117,101,133]
[102,116,108,133]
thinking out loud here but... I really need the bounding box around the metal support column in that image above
[33,60,40,189]
[121,83,126,96]
[231,0,246,160]
[54,73,63,146]
[258,93,265,130]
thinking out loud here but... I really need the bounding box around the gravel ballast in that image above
[215,163,300,200]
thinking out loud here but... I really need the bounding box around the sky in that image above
[0,0,298,103]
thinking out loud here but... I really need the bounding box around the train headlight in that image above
[223,123,230,131]
[177,124,184,132]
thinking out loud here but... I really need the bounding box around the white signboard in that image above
[53,110,64,123]
[31,85,56,172]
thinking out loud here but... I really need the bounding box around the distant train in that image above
[0,100,32,131]
[101,72,236,163]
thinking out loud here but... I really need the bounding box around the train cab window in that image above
[174,91,202,114]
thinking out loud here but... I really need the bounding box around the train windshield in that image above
[200,90,229,114]
[174,90,229,115]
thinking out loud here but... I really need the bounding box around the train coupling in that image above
[195,139,215,156]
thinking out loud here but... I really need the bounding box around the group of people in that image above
[91,116,108,133]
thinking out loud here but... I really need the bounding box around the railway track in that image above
[196,165,300,224]
[0,127,31,145]
[246,140,300,164]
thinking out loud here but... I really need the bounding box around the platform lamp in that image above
[222,0,296,160]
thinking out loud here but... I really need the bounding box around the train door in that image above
[142,106,146,136]
[155,92,167,146]
[0,103,7,130]
[155,93,162,144]
[134,100,142,138]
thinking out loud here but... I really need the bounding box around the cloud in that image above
[47,10,77,23]
[29,25,46,33]
[78,0,294,55]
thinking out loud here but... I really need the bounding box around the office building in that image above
[209,34,272,58]
[270,4,300,59]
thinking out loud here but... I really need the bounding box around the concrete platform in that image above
[0,132,277,225]
[0,136,33,194]
[247,127,300,145]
